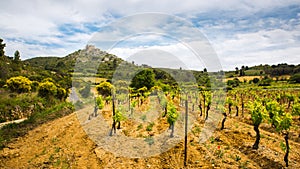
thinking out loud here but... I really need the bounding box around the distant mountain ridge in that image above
[23,45,300,85]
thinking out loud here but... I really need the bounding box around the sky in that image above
[1,0,300,71]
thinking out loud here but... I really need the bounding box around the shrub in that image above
[289,73,300,83]
[96,81,114,97]
[227,78,240,87]
[252,78,260,84]
[56,87,67,101]
[38,80,67,101]
[38,81,57,98]
[6,76,32,93]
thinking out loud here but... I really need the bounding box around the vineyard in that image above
[1,76,300,168]
[70,75,300,168]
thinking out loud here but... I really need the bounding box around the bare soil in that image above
[1,108,300,168]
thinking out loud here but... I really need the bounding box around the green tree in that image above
[6,76,32,93]
[12,51,22,73]
[235,67,239,74]
[0,39,8,81]
[13,50,21,63]
[239,66,245,76]
[227,78,240,87]
[247,100,267,149]
[130,69,155,90]
[289,73,300,83]
[0,38,5,58]
[252,77,260,84]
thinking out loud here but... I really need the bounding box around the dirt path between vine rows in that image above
[0,118,27,129]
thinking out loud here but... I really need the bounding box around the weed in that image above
[140,114,147,121]
[280,141,286,151]
[51,137,58,144]
[144,136,154,145]
[192,126,201,135]
[54,147,60,153]
[224,145,230,150]
[215,149,224,158]
[74,101,84,110]
[146,122,155,131]
[123,130,129,136]
[49,154,54,161]
[239,160,249,169]
[53,158,61,167]
[41,147,47,155]
[61,158,70,169]
[137,124,143,131]
[235,155,241,161]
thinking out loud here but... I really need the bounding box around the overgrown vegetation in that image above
[0,102,74,149]
[0,38,74,150]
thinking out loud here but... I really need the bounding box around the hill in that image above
[21,44,300,89]
[225,64,300,78]
[25,45,124,79]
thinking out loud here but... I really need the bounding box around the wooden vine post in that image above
[184,94,188,167]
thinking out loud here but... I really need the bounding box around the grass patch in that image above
[140,114,147,121]
[144,136,154,145]
[137,124,143,131]
[146,122,155,131]
[0,92,46,122]
[192,126,201,135]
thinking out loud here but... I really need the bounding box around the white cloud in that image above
[5,40,68,60]
[109,40,219,71]
[1,0,300,69]
[213,26,300,70]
